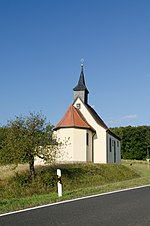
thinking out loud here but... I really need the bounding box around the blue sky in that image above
[0,0,150,128]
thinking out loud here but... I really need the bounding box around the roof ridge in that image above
[85,104,108,129]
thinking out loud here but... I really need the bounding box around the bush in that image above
[13,172,32,187]
[39,171,56,187]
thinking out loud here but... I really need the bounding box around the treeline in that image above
[110,126,150,160]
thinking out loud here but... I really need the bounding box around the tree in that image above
[0,112,59,179]
[0,127,7,150]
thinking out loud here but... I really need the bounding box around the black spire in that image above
[73,64,89,93]
[73,64,89,104]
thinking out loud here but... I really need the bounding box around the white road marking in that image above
[0,184,150,217]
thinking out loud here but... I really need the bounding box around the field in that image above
[1,160,150,214]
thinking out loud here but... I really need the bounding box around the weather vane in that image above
[80,58,84,66]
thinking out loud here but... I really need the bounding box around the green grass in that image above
[122,159,150,177]
[1,161,150,214]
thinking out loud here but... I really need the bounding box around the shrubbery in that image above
[0,164,140,200]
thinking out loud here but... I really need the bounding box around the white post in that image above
[57,169,62,197]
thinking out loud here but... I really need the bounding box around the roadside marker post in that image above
[57,169,62,197]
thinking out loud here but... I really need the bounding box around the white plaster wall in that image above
[107,133,121,163]
[74,98,107,163]
[54,127,90,162]
[86,130,93,162]
[73,129,86,161]
[53,128,74,161]
[94,128,107,163]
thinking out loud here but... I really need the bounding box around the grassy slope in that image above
[1,161,150,214]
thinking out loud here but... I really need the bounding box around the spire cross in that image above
[80,58,84,72]
[80,58,84,67]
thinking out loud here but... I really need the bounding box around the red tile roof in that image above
[54,104,94,131]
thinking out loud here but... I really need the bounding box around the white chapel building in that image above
[54,64,121,164]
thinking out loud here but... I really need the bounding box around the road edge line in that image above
[0,184,150,217]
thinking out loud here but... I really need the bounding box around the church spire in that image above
[73,63,89,104]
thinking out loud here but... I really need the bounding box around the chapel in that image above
[53,64,121,163]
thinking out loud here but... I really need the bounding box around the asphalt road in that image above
[1,186,150,226]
